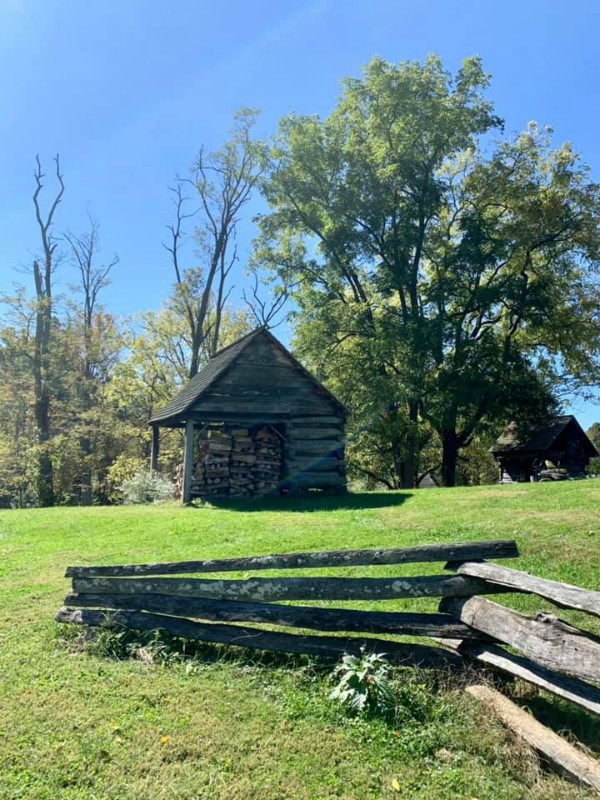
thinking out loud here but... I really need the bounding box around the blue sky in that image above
[1,0,600,425]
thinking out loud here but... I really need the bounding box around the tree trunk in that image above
[390,443,407,490]
[402,401,419,489]
[79,435,92,505]
[441,430,459,488]
[33,264,54,507]
[79,363,92,505]
[31,157,64,507]
[34,390,54,506]
[389,401,419,490]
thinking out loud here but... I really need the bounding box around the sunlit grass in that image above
[1,481,599,799]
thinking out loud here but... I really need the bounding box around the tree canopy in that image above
[255,55,600,486]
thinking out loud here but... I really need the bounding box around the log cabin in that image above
[149,328,348,502]
[490,415,598,484]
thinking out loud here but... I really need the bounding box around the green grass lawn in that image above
[1,481,600,800]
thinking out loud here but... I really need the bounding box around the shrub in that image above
[120,469,174,504]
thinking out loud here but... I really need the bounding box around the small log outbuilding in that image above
[490,415,598,484]
[149,328,348,502]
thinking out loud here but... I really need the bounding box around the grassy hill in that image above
[1,481,599,799]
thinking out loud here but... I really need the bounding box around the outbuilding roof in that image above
[490,415,598,457]
[149,327,347,425]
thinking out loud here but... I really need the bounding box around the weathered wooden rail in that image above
[57,537,600,787]
[64,540,518,578]
[59,539,517,669]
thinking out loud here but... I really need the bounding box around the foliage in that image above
[330,649,395,718]
[586,421,600,452]
[256,55,600,487]
[119,469,174,504]
[75,621,191,665]
[105,455,148,501]
[586,422,600,475]
[0,118,257,508]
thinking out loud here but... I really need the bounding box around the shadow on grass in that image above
[59,622,339,672]
[519,691,600,757]
[59,625,599,750]
[196,491,413,513]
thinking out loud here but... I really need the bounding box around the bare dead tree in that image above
[64,219,118,504]
[242,272,289,329]
[32,154,65,507]
[64,218,118,378]
[163,110,265,378]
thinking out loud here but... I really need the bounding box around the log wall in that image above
[187,335,347,495]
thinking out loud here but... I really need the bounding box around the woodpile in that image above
[178,424,283,500]
[252,427,282,496]
[538,468,569,481]
[195,428,231,498]
[229,428,255,498]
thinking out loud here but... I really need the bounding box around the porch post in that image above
[182,418,195,504]
[150,424,159,472]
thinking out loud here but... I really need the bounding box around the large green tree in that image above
[256,56,600,486]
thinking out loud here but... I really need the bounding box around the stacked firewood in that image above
[174,462,184,501]
[176,424,284,500]
[229,428,255,498]
[252,427,282,495]
[196,428,231,497]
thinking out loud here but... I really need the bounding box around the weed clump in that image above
[330,649,395,719]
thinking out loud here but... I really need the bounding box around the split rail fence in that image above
[57,538,600,789]
[57,538,600,714]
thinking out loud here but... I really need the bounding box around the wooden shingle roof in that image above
[490,415,598,457]
[149,327,347,425]
[149,329,261,424]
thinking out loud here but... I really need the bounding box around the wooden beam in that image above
[65,539,519,578]
[456,561,600,619]
[441,595,600,684]
[150,425,159,472]
[64,593,488,639]
[192,399,330,416]
[285,473,345,487]
[293,458,341,471]
[439,639,600,717]
[182,418,194,504]
[55,606,463,669]
[71,574,511,603]
[289,427,344,439]
[289,443,343,457]
[466,684,600,792]
[192,412,291,423]
[290,416,345,425]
